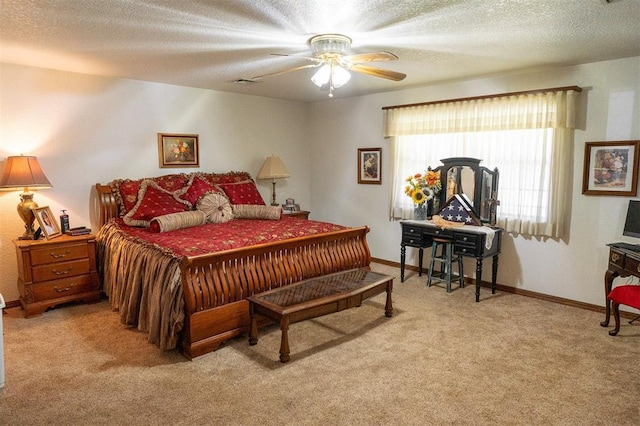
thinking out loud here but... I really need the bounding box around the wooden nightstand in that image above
[282,210,310,219]
[13,234,101,318]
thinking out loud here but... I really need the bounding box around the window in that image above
[384,88,580,238]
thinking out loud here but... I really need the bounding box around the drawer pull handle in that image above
[50,250,71,259]
[409,229,415,233]
[54,283,75,292]
[52,267,73,275]
[462,237,468,242]
[611,253,620,262]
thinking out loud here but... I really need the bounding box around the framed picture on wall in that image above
[157,133,199,168]
[582,140,639,196]
[33,206,61,240]
[357,148,382,184]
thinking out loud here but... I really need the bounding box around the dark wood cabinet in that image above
[601,244,640,327]
[14,234,101,318]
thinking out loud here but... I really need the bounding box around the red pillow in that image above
[217,180,266,205]
[116,174,187,216]
[123,180,189,227]
[178,175,220,206]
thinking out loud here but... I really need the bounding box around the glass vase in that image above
[414,205,428,220]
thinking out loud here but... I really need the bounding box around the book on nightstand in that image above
[65,226,92,236]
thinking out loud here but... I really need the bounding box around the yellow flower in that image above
[412,189,426,204]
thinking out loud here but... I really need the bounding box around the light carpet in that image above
[0,263,638,425]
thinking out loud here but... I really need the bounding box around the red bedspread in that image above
[107,217,347,258]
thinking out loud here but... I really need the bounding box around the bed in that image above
[94,171,371,359]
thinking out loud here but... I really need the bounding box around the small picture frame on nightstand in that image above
[33,206,62,240]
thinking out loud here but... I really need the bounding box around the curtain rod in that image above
[381,85,582,111]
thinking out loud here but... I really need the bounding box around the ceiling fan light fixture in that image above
[310,64,330,87]
[310,34,351,56]
[331,65,351,88]
[311,64,351,89]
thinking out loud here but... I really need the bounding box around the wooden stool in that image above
[607,285,640,336]
[427,237,463,293]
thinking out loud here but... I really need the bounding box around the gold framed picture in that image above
[33,206,62,239]
[582,140,639,196]
[357,147,381,184]
[158,133,199,168]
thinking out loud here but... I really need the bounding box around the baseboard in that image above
[371,257,639,321]
[3,299,21,309]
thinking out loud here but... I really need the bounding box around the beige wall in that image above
[0,63,310,301]
[308,56,640,308]
[1,56,639,310]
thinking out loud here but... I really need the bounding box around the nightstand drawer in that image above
[30,243,89,266]
[32,259,91,282]
[30,275,98,302]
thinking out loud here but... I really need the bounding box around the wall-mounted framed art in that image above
[582,140,639,196]
[158,133,199,168]
[357,147,381,184]
[33,206,61,239]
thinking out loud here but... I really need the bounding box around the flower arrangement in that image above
[404,170,442,206]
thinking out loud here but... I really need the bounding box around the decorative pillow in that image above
[200,171,253,186]
[124,180,190,227]
[149,210,207,233]
[216,180,266,205]
[196,193,234,224]
[113,174,188,216]
[233,204,282,220]
[178,174,220,206]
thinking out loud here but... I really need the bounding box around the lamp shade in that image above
[257,156,291,180]
[0,155,52,190]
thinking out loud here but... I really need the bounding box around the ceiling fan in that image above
[252,34,406,97]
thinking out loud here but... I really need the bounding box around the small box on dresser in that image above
[13,234,101,318]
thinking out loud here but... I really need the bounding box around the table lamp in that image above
[0,155,52,239]
[257,155,290,206]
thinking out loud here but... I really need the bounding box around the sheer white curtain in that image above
[385,89,579,238]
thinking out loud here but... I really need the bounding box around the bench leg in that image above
[248,304,259,345]
[279,316,291,363]
[385,281,393,317]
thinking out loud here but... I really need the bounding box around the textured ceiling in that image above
[1,0,639,103]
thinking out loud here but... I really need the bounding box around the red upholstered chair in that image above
[607,285,640,336]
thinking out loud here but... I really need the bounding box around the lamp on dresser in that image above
[0,155,52,239]
[257,155,291,206]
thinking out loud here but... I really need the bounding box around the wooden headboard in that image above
[95,183,119,227]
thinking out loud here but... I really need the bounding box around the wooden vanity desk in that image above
[400,157,503,302]
[400,220,502,302]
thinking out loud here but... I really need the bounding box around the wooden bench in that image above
[247,268,394,362]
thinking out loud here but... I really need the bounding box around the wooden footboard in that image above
[179,226,371,359]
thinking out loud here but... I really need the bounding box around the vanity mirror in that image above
[431,157,499,224]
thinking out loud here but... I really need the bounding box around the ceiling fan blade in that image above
[344,52,398,63]
[271,53,321,62]
[350,64,406,81]
[252,63,321,79]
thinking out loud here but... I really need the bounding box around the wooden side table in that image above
[282,210,310,219]
[13,234,102,318]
